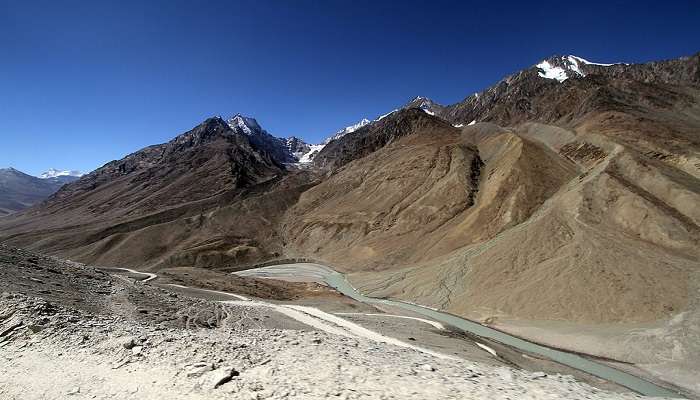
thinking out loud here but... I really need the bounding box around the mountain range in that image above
[0,168,82,216]
[1,52,699,393]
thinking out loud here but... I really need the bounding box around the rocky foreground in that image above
[0,247,662,399]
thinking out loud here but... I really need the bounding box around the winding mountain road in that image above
[102,263,684,398]
[103,267,454,360]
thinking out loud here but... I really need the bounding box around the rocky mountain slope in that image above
[0,118,315,269]
[0,168,80,216]
[1,52,699,394]
[228,114,304,165]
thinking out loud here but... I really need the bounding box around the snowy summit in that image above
[39,169,83,179]
[295,118,373,165]
[227,114,263,135]
[536,55,624,82]
[324,118,371,144]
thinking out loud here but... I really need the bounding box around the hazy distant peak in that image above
[40,168,83,179]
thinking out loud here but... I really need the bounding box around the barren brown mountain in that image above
[1,52,699,393]
[0,117,315,269]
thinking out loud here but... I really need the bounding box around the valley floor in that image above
[0,246,678,399]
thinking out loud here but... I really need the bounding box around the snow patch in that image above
[537,56,585,82]
[376,109,398,121]
[40,169,83,179]
[227,114,262,135]
[536,60,571,82]
[298,144,326,164]
[537,55,627,82]
[468,120,476,126]
[325,118,371,144]
[566,56,584,76]
[569,55,623,67]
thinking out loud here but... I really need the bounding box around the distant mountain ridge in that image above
[0,167,80,216]
[40,168,83,179]
[225,114,374,166]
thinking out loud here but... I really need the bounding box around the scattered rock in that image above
[420,364,435,372]
[186,362,214,378]
[120,337,136,349]
[496,367,514,382]
[131,345,143,356]
[67,386,80,395]
[0,321,23,338]
[211,367,239,389]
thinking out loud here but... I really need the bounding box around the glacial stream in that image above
[237,263,683,398]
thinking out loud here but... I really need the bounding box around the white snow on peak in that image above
[568,55,623,67]
[40,168,83,179]
[536,60,576,82]
[346,118,371,133]
[565,56,584,76]
[453,124,464,128]
[297,144,326,164]
[468,120,476,126]
[227,114,262,135]
[537,55,627,82]
[411,96,442,114]
[376,109,398,121]
[322,118,371,145]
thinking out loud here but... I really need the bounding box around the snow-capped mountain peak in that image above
[292,118,373,166]
[567,55,621,67]
[40,168,83,179]
[227,114,263,135]
[536,56,584,82]
[410,96,434,108]
[324,118,371,144]
[404,96,444,116]
[536,55,625,82]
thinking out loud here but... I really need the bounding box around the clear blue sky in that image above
[1,0,698,175]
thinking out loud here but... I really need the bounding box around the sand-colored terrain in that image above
[1,245,659,399]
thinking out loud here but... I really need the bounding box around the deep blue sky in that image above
[1,0,698,175]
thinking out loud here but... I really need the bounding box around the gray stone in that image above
[420,364,435,372]
[121,337,135,349]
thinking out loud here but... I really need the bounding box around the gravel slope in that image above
[1,292,658,400]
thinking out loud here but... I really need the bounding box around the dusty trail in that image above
[335,312,446,330]
[166,283,250,301]
[109,268,454,360]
